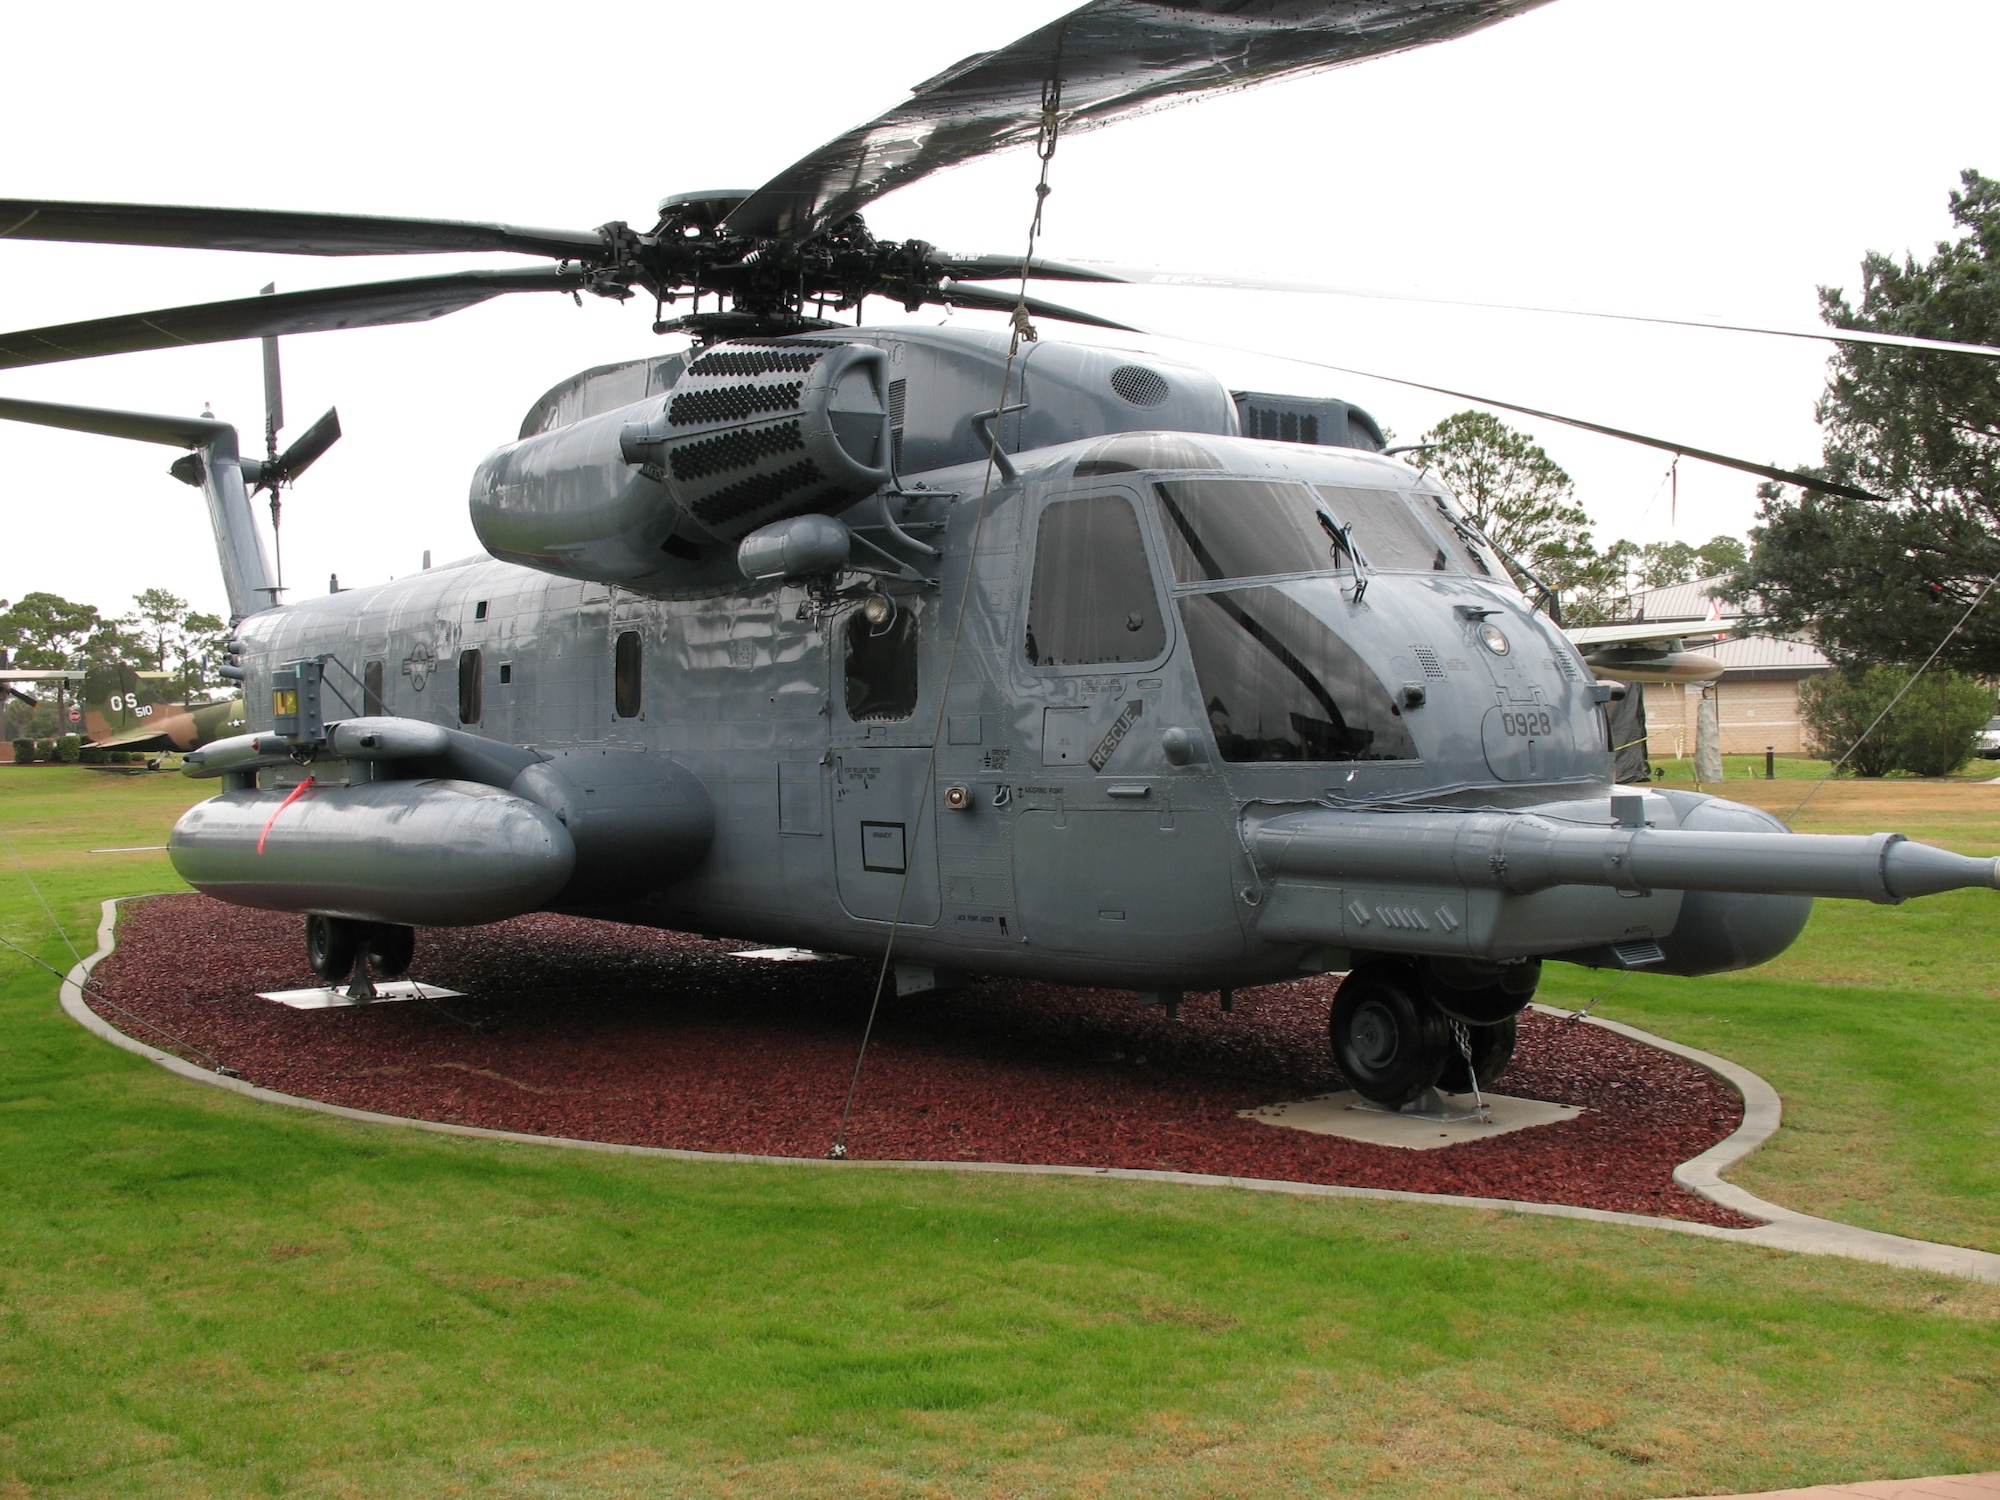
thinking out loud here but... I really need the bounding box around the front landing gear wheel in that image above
[305,915,360,984]
[362,923,415,980]
[1329,966,1450,1107]
[1435,1015,1518,1095]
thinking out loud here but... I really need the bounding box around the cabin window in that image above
[474,600,488,620]
[1154,479,1342,583]
[1180,586,1416,762]
[499,662,513,684]
[845,605,919,721]
[1024,495,1165,666]
[457,648,481,724]
[614,631,642,718]
[1314,485,1450,571]
[362,658,385,716]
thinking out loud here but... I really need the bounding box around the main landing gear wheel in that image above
[1434,1015,1517,1095]
[304,914,359,983]
[361,923,415,979]
[1329,965,1450,1108]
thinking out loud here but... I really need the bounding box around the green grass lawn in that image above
[2,767,1997,1498]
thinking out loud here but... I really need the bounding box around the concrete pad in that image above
[1240,1090,1583,1149]
[730,947,846,962]
[1685,1474,2000,1500]
[257,980,463,1009]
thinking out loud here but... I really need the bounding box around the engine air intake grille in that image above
[690,461,827,526]
[1412,645,1447,679]
[668,381,805,426]
[668,420,803,481]
[687,348,829,377]
[1612,940,1666,968]
[1110,365,1170,407]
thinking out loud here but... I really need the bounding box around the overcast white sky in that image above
[1,0,1995,622]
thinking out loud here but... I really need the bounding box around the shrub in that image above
[78,744,106,764]
[55,735,82,764]
[1801,664,1997,777]
[1799,667,1902,776]
[10,738,33,764]
[33,739,55,764]
[1889,671,1995,776]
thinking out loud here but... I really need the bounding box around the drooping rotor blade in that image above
[272,407,341,483]
[932,253,1127,284]
[0,393,226,447]
[930,282,1141,332]
[1250,347,1892,503]
[0,267,583,370]
[0,198,606,261]
[1058,261,2000,362]
[721,0,1551,241]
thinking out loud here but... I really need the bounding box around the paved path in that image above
[1693,1475,1999,1500]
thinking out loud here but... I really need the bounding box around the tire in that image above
[1329,966,1450,1107]
[1424,957,1540,1025]
[362,923,416,979]
[1434,1015,1518,1095]
[305,914,359,983]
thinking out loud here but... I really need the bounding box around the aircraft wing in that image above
[1564,621,1728,649]
[0,669,86,684]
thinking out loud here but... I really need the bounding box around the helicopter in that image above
[2,0,1997,1110]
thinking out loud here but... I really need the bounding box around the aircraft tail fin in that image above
[0,396,278,623]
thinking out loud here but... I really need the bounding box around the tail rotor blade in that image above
[259,283,284,451]
[274,407,340,482]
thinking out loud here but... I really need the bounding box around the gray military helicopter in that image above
[3,0,1997,1109]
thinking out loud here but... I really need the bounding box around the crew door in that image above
[829,590,941,926]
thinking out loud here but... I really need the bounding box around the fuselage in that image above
[226,424,1628,991]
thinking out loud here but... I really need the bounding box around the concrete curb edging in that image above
[62,899,2000,1284]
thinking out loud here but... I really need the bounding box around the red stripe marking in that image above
[257,776,316,854]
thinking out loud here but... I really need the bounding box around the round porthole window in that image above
[1478,621,1510,656]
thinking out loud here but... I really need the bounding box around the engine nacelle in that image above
[470,339,891,597]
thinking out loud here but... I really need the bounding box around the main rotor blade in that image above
[0,394,226,447]
[0,268,582,370]
[930,282,1141,332]
[722,0,1550,241]
[0,199,606,261]
[1063,262,2000,362]
[1248,347,1892,503]
[932,253,1126,284]
[274,407,341,482]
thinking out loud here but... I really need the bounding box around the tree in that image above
[0,592,107,669]
[1734,170,2000,671]
[1696,535,1747,578]
[1410,410,1615,616]
[177,611,231,698]
[132,588,189,672]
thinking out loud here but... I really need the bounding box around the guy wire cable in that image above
[831,36,1068,1159]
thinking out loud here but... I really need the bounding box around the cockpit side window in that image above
[1313,485,1451,571]
[1153,479,1341,584]
[1421,491,1504,577]
[1180,586,1416,762]
[1024,494,1167,666]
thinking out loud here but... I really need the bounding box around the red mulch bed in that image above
[86,893,1756,1226]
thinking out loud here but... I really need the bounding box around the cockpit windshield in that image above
[1153,479,1344,584]
[1313,485,1450,572]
